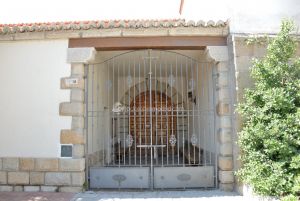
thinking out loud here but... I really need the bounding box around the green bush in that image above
[281,194,298,201]
[236,20,300,199]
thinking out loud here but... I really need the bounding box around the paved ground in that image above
[71,190,252,201]
[0,190,264,201]
[0,192,75,201]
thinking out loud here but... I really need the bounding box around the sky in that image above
[1,0,299,34]
[0,0,230,24]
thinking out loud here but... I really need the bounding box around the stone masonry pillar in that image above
[205,46,234,191]
[59,47,96,191]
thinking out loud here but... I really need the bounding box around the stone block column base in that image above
[205,46,234,192]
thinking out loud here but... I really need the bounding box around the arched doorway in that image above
[87,49,217,189]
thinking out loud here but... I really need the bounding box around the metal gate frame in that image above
[85,49,218,189]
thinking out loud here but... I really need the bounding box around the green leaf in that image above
[236,20,300,197]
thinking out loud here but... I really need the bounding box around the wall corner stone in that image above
[59,102,85,116]
[205,46,235,191]
[67,48,96,64]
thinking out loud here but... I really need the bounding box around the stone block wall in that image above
[0,157,85,192]
[205,46,235,191]
[231,35,268,194]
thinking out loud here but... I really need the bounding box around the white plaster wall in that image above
[0,40,71,157]
[229,0,300,34]
[182,0,300,34]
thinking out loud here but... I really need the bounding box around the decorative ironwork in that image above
[169,134,177,147]
[177,173,191,181]
[189,79,195,90]
[127,75,133,86]
[168,74,175,87]
[112,102,125,113]
[112,174,126,182]
[125,134,134,147]
[87,50,217,189]
[191,134,198,146]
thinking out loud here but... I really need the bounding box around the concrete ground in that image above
[0,192,75,201]
[0,190,262,201]
[71,190,253,201]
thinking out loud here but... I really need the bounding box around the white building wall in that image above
[0,40,71,157]
[182,0,300,34]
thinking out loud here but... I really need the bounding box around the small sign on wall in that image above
[61,144,73,158]
[61,77,83,89]
[65,78,79,85]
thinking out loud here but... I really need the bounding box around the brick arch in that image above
[120,80,183,107]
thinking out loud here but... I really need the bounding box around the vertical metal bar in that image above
[128,57,131,165]
[176,54,180,165]
[185,57,190,165]
[138,53,142,166]
[160,56,164,166]
[106,61,109,165]
[117,60,121,167]
[165,53,169,166]
[154,53,158,166]
[197,62,201,165]
[84,64,89,189]
[192,60,196,165]
[149,49,154,190]
[96,64,100,166]
[123,59,126,166]
[200,62,205,166]
[180,57,185,166]
[112,58,115,166]
[170,56,174,165]
[103,63,106,166]
[143,51,147,166]
[133,55,137,166]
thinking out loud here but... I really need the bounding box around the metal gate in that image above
[86,50,217,189]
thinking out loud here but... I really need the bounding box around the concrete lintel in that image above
[67,48,96,64]
[205,46,229,62]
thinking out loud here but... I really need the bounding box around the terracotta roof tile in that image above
[0,19,227,34]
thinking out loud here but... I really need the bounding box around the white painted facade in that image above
[0,40,71,157]
[183,0,300,34]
